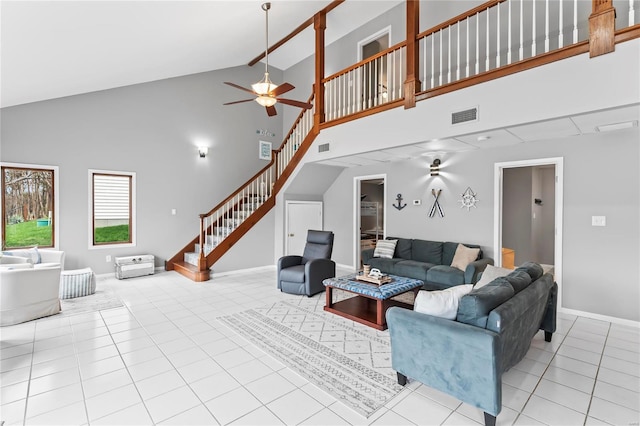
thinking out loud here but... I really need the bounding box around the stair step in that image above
[172,261,210,282]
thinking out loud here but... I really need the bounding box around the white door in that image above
[286,201,323,255]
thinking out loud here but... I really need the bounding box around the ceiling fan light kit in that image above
[223,2,312,117]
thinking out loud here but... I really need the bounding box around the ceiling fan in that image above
[223,2,313,117]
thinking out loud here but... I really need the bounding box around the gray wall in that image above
[503,167,534,265]
[1,66,284,274]
[322,129,639,322]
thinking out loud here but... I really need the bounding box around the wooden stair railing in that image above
[166,94,316,281]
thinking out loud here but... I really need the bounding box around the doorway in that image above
[354,174,386,268]
[285,201,323,255]
[494,158,563,303]
[358,28,390,108]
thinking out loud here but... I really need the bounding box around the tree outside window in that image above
[2,165,56,249]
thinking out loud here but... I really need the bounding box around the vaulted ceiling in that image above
[0,0,402,108]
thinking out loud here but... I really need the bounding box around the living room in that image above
[1,0,639,425]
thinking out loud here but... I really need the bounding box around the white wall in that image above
[1,66,284,274]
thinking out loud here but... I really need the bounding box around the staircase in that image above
[166,94,316,281]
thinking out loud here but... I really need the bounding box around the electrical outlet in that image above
[592,216,606,227]
[106,255,112,262]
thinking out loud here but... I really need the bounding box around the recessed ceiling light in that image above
[476,135,491,141]
[596,120,638,132]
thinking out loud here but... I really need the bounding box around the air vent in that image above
[318,143,330,153]
[452,107,478,125]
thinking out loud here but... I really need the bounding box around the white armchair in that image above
[0,248,65,270]
[0,266,62,326]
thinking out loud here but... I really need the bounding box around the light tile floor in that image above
[1,267,639,425]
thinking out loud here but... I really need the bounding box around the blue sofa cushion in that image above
[515,262,544,281]
[391,237,413,260]
[366,257,402,273]
[411,240,442,264]
[394,260,433,281]
[442,242,481,266]
[457,278,515,328]
[279,264,306,283]
[427,265,465,287]
[505,270,532,293]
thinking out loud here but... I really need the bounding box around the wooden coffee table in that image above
[323,274,423,330]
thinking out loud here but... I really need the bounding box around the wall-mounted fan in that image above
[223,2,312,117]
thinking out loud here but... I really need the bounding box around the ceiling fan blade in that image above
[224,82,256,95]
[276,98,313,109]
[223,99,255,105]
[271,82,295,96]
[266,105,277,117]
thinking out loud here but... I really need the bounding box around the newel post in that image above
[589,0,616,57]
[198,214,207,271]
[404,0,421,109]
[314,11,326,128]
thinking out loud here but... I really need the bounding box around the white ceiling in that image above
[314,104,640,167]
[0,0,402,108]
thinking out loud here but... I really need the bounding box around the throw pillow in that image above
[373,239,397,259]
[2,247,40,264]
[414,285,473,319]
[450,244,480,271]
[474,264,512,289]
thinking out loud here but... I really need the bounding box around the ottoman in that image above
[59,267,96,299]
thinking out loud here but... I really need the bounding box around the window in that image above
[2,163,58,250]
[89,170,136,248]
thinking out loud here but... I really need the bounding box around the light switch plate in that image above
[413,200,421,206]
[592,216,606,226]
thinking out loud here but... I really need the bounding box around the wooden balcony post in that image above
[198,214,207,271]
[404,0,421,109]
[314,11,326,128]
[589,0,616,57]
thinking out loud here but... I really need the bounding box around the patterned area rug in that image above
[218,300,404,418]
[59,289,123,316]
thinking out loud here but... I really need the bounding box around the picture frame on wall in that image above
[259,140,272,161]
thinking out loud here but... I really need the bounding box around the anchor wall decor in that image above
[429,189,444,218]
[393,193,407,210]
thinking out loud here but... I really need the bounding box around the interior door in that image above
[286,201,323,255]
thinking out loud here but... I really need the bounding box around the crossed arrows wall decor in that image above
[428,189,444,218]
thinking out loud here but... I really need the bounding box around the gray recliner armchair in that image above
[277,230,335,297]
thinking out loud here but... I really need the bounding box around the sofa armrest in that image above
[540,281,558,341]
[39,250,66,270]
[464,257,494,284]
[386,306,502,417]
[361,248,375,264]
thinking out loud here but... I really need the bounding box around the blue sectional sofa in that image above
[361,237,493,290]
[386,262,558,426]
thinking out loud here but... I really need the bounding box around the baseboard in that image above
[210,264,276,278]
[336,263,355,271]
[559,307,640,328]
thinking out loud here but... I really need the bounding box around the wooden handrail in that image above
[276,93,315,154]
[322,41,407,83]
[417,0,507,40]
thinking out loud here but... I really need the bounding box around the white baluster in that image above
[476,12,480,74]
[558,0,564,48]
[447,26,452,83]
[544,0,549,53]
[439,30,443,86]
[374,59,379,106]
[630,0,635,26]
[496,2,501,68]
[519,0,524,60]
[466,17,470,77]
[422,37,427,90]
[507,0,512,64]
[431,35,435,88]
[456,24,460,81]
[532,0,536,56]
[573,0,578,44]
[486,10,490,71]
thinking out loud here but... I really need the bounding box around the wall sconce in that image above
[198,146,208,158]
[430,158,441,176]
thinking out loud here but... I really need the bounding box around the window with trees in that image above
[2,164,57,249]
[90,170,136,247]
